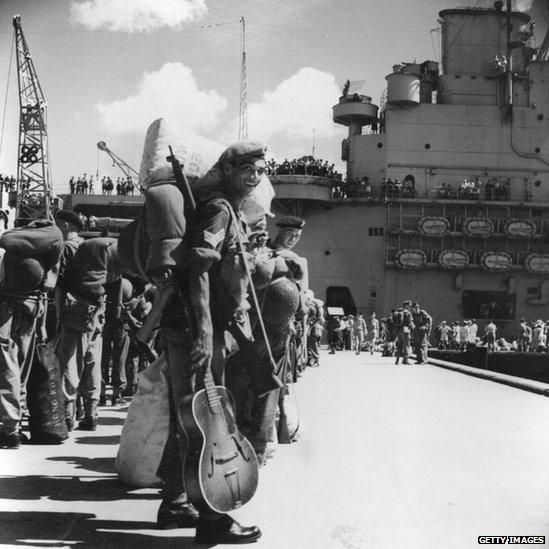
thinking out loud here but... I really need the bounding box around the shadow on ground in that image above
[74,435,121,445]
[97,416,126,426]
[47,455,117,474]
[0,511,200,548]
[0,475,158,501]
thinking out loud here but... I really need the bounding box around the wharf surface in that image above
[2,350,549,548]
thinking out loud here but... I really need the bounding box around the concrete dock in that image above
[2,351,549,548]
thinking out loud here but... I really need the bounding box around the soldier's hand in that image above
[190,329,213,371]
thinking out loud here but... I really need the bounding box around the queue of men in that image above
[0,140,325,545]
[325,301,433,365]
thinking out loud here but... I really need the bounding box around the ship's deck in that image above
[2,350,549,548]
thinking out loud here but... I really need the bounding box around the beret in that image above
[276,215,305,229]
[217,141,267,166]
[55,209,83,231]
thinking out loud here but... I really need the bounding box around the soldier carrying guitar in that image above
[149,142,269,544]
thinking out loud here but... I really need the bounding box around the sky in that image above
[0,0,546,195]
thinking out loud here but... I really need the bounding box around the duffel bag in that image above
[116,354,169,487]
[27,338,69,444]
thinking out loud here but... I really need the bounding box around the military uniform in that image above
[0,220,63,448]
[154,142,264,543]
[58,237,123,429]
[411,304,432,364]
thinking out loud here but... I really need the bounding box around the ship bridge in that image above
[270,174,337,216]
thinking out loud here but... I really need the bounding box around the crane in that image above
[13,14,52,225]
[96,140,139,181]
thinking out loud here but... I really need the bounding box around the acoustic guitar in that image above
[178,364,259,513]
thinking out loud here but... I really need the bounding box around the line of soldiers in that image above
[0,141,320,545]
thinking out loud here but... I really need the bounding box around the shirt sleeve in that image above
[188,199,231,268]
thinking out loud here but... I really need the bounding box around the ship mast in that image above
[12,15,52,224]
[238,16,248,140]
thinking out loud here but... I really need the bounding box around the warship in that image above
[266,0,549,338]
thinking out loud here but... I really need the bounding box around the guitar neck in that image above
[203,364,221,413]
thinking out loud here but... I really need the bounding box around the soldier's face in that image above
[228,159,266,200]
[278,227,302,250]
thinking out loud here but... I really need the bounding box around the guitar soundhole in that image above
[208,453,214,478]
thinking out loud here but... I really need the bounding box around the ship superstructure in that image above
[270,1,549,336]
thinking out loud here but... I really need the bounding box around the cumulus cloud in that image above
[512,0,533,11]
[246,67,344,142]
[71,0,207,32]
[96,62,227,134]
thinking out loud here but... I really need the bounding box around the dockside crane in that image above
[96,141,139,181]
[12,15,52,225]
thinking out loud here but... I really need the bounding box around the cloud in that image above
[246,67,345,142]
[71,0,207,32]
[95,62,227,134]
[512,0,533,11]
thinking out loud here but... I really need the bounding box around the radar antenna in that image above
[12,15,52,224]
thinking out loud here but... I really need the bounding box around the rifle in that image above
[136,146,195,348]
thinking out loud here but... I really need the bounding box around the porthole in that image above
[425,143,431,149]
[377,143,383,149]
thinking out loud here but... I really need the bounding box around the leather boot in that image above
[156,499,199,529]
[195,514,261,545]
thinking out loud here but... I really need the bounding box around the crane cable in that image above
[0,35,15,164]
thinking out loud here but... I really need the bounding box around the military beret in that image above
[55,209,83,231]
[217,141,267,167]
[275,215,305,229]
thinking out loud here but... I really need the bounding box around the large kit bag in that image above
[118,118,275,278]
[0,220,63,293]
[26,338,68,444]
[116,354,169,487]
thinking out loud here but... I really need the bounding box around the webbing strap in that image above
[225,204,276,370]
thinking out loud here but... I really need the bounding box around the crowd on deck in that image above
[266,157,341,179]
[331,176,516,202]
[68,174,138,195]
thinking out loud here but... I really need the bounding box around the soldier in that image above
[411,302,432,364]
[152,142,264,543]
[57,237,123,431]
[366,312,379,354]
[270,215,305,252]
[100,277,135,406]
[0,219,63,448]
[306,293,325,366]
